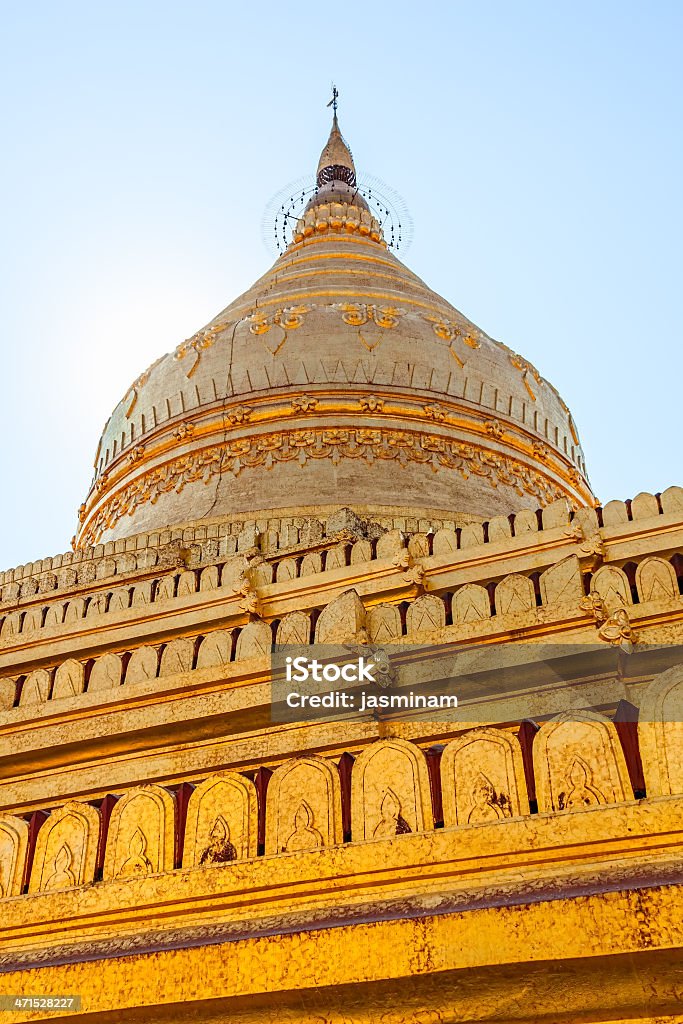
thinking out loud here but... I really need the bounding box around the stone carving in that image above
[63,598,86,624]
[177,570,197,597]
[80,429,567,547]
[406,594,445,635]
[183,772,257,868]
[284,801,324,850]
[539,555,583,607]
[408,533,430,559]
[350,539,372,564]
[638,665,683,797]
[0,611,21,638]
[196,630,233,670]
[266,755,342,855]
[636,557,678,603]
[541,499,571,529]
[131,581,153,607]
[0,678,16,710]
[376,530,404,560]
[512,508,538,534]
[432,529,458,556]
[103,785,175,881]
[351,739,432,841]
[199,565,219,592]
[580,593,637,651]
[173,322,223,377]
[440,730,529,827]
[107,587,130,613]
[52,659,85,699]
[0,815,29,898]
[661,485,683,515]
[393,548,427,588]
[367,604,402,642]
[572,506,599,536]
[125,645,159,684]
[88,653,122,692]
[155,575,177,602]
[590,565,631,611]
[299,552,322,576]
[235,620,271,660]
[276,557,298,582]
[533,711,634,813]
[22,606,44,632]
[459,524,484,549]
[20,668,51,706]
[451,584,490,624]
[96,558,116,580]
[315,589,367,643]
[495,574,536,615]
[29,802,99,893]
[324,545,347,571]
[602,499,628,526]
[630,491,659,520]
[487,516,512,543]
[159,638,194,677]
[86,592,108,618]
[43,603,65,628]
[276,612,311,645]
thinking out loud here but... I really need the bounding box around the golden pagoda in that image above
[0,106,681,1024]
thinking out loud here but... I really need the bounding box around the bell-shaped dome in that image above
[77,114,593,547]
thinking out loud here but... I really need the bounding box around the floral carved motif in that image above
[424,315,480,350]
[174,324,224,379]
[79,428,570,546]
[338,303,402,329]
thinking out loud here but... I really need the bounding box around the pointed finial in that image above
[326,84,339,117]
[317,87,356,188]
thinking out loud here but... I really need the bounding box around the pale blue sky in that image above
[1,1,680,569]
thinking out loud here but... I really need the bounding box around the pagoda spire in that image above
[317,87,356,188]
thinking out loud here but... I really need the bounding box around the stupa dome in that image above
[77,114,593,547]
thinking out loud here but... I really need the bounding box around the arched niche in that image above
[0,814,29,898]
[351,738,432,841]
[183,772,257,868]
[638,665,683,797]
[29,801,100,893]
[265,755,342,855]
[533,711,633,813]
[103,785,175,881]
[52,659,85,700]
[440,729,529,827]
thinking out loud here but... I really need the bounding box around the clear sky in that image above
[0,0,680,570]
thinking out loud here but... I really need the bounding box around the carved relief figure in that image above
[118,828,153,878]
[373,789,412,838]
[533,711,633,813]
[183,773,257,868]
[557,757,605,810]
[29,802,99,894]
[440,730,528,827]
[44,844,77,890]
[103,786,175,882]
[467,773,506,823]
[284,801,324,852]
[265,756,342,855]
[199,816,236,865]
[351,739,432,841]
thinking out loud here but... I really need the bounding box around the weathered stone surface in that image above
[103,786,175,881]
[441,729,529,826]
[534,711,634,812]
[266,755,342,854]
[29,802,99,893]
[351,739,432,840]
[183,773,257,867]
